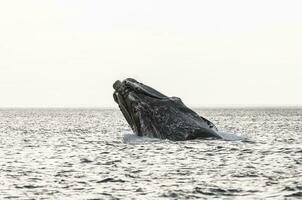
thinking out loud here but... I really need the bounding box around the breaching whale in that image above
[113,78,222,141]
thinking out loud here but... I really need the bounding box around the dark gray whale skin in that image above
[113,78,222,141]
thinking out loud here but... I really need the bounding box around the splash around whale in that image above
[113,78,241,141]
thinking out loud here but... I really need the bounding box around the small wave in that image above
[96,178,126,183]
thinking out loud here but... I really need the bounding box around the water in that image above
[0,108,301,199]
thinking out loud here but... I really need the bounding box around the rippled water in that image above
[0,108,301,199]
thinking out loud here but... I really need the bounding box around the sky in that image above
[0,0,302,107]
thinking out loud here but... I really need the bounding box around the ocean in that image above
[0,108,301,199]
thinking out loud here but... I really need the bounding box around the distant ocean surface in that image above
[0,108,301,200]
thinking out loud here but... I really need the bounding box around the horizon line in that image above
[0,104,302,109]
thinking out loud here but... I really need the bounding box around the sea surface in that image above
[0,108,301,200]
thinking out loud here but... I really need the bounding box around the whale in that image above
[113,78,222,141]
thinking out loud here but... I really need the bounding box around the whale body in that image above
[113,78,222,141]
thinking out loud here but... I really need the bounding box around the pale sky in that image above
[0,0,302,107]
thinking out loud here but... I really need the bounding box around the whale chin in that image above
[113,78,221,141]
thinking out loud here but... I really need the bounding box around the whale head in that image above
[113,78,220,141]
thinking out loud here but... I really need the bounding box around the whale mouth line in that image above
[113,91,138,131]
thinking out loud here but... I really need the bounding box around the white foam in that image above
[122,132,161,144]
[216,131,242,141]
